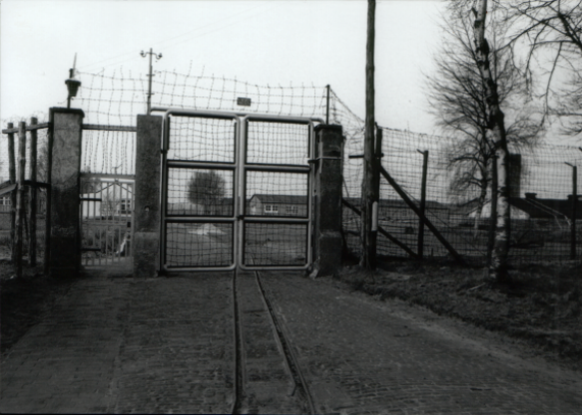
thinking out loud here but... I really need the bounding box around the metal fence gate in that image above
[80,174,134,267]
[159,109,319,272]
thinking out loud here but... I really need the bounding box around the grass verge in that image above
[336,259,582,371]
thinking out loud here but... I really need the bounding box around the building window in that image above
[120,199,131,214]
[286,205,298,214]
[264,205,278,214]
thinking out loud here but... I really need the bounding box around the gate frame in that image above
[156,108,323,273]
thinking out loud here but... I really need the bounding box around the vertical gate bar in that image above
[90,190,93,266]
[570,166,578,259]
[115,180,119,261]
[15,122,27,278]
[29,117,38,266]
[114,180,118,262]
[44,117,53,274]
[130,181,134,257]
[159,115,170,272]
[7,123,16,264]
[326,85,330,125]
[234,118,239,267]
[307,122,315,265]
[105,182,109,264]
[237,117,246,267]
[98,181,103,267]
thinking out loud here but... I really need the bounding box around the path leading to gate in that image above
[1,270,581,414]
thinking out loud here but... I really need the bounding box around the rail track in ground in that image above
[231,268,315,414]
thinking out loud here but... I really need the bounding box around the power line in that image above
[79,4,273,72]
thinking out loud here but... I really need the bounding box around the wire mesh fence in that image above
[340,121,582,265]
[0,124,49,266]
[81,129,136,176]
[71,67,582,266]
[3,66,579,269]
[75,69,328,125]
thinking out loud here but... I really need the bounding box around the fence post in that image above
[568,164,578,260]
[14,122,26,278]
[29,117,38,266]
[487,155,498,266]
[133,114,163,278]
[7,123,16,264]
[313,124,344,276]
[48,107,84,278]
[44,116,53,275]
[417,150,429,259]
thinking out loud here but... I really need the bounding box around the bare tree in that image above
[187,170,225,215]
[427,2,541,238]
[505,0,582,137]
[471,0,513,283]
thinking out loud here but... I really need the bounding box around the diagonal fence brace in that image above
[379,165,466,266]
[342,198,419,259]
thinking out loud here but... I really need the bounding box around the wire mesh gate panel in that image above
[160,109,317,272]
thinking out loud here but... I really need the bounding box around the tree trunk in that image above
[473,0,510,283]
[473,181,487,238]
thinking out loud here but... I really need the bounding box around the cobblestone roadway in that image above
[1,273,236,414]
[2,271,581,414]
[261,272,582,415]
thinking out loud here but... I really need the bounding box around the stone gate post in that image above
[133,115,163,278]
[313,124,344,276]
[48,108,84,278]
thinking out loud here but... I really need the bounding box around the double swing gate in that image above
[159,109,320,272]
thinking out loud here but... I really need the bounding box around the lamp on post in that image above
[65,68,81,109]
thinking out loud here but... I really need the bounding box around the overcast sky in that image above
[1,0,446,134]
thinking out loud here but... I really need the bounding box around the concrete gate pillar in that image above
[48,108,84,278]
[133,115,163,278]
[313,124,344,276]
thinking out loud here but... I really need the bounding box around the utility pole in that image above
[361,0,377,270]
[140,48,162,115]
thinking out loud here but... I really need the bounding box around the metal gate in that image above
[159,109,319,272]
[80,174,134,267]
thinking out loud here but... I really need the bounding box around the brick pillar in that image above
[313,124,344,276]
[133,115,163,278]
[49,108,84,278]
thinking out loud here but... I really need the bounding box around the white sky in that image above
[1,0,446,133]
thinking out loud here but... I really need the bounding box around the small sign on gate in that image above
[237,97,252,106]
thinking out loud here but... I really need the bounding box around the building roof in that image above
[250,194,307,205]
[466,195,582,220]
[343,197,447,211]
[0,181,16,197]
[510,196,581,219]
